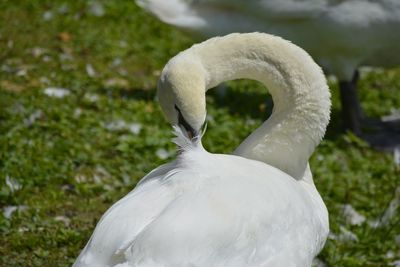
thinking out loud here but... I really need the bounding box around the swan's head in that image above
[157,57,207,139]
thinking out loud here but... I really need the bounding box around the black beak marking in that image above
[175,105,197,139]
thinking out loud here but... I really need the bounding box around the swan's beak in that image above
[188,123,206,140]
[175,105,198,139]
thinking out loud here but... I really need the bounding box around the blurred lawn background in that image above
[0,1,399,266]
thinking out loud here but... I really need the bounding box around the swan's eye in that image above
[174,104,196,139]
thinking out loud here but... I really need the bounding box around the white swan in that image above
[136,0,400,136]
[73,32,330,267]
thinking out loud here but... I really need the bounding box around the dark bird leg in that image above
[339,70,363,136]
[339,70,400,151]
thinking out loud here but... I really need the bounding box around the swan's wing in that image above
[73,163,179,267]
[136,160,177,187]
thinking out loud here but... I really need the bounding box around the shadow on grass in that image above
[207,85,345,141]
[97,86,157,101]
[95,83,346,141]
[208,86,272,120]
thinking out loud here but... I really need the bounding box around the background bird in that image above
[137,0,400,148]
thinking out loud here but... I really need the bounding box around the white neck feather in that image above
[175,33,330,180]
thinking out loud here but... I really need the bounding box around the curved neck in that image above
[183,33,330,179]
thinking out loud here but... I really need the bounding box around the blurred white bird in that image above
[137,0,400,144]
[73,33,330,267]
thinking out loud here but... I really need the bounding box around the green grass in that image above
[0,1,399,266]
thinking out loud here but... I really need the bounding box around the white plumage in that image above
[137,0,400,135]
[137,0,400,80]
[74,33,330,267]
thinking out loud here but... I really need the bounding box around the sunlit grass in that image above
[0,1,399,266]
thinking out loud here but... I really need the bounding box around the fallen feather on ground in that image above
[369,187,400,228]
[1,64,12,73]
[18,227,29,233]
[74,108,82,118]
[59,52,73,61]
[31,47,46,58]
[43,11,53,21]
[119,40,127,48]
[16,68,27,77]
[103,77,129,88]
[86,63,96,77]
[88,1,105,17]
[339,226,358,242]
[104,120,142,135]
[312,258,327,267]
[43,87,70,98]
[128,123,142,135]
[382,109,400,122]
[3,206,18,219]
[42,55,52,62]
[74,174,87,184]
[379,188,400,226]
[111,58,122,67]
[156,148,172,160]
[39,77,51,85]
[3,205,28,219]
[84,93,99,102]
[54,215,71,226]
[329,226,359,243]
[57,3,69,14]
[342,204,366,226]
[394,146,400,166]
[396,235,400,246]
[6,175,22,192]
[24,110,43,126]
[386,251,395,259]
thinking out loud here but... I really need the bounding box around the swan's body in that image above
[137,0,400,135]
[74,142,328,267]
[74,33,330,267]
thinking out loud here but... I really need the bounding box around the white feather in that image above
[137,0,400,80]
[74,146,328,267]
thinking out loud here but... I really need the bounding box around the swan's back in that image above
[74,143,328,267]
[137,0,400,79]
